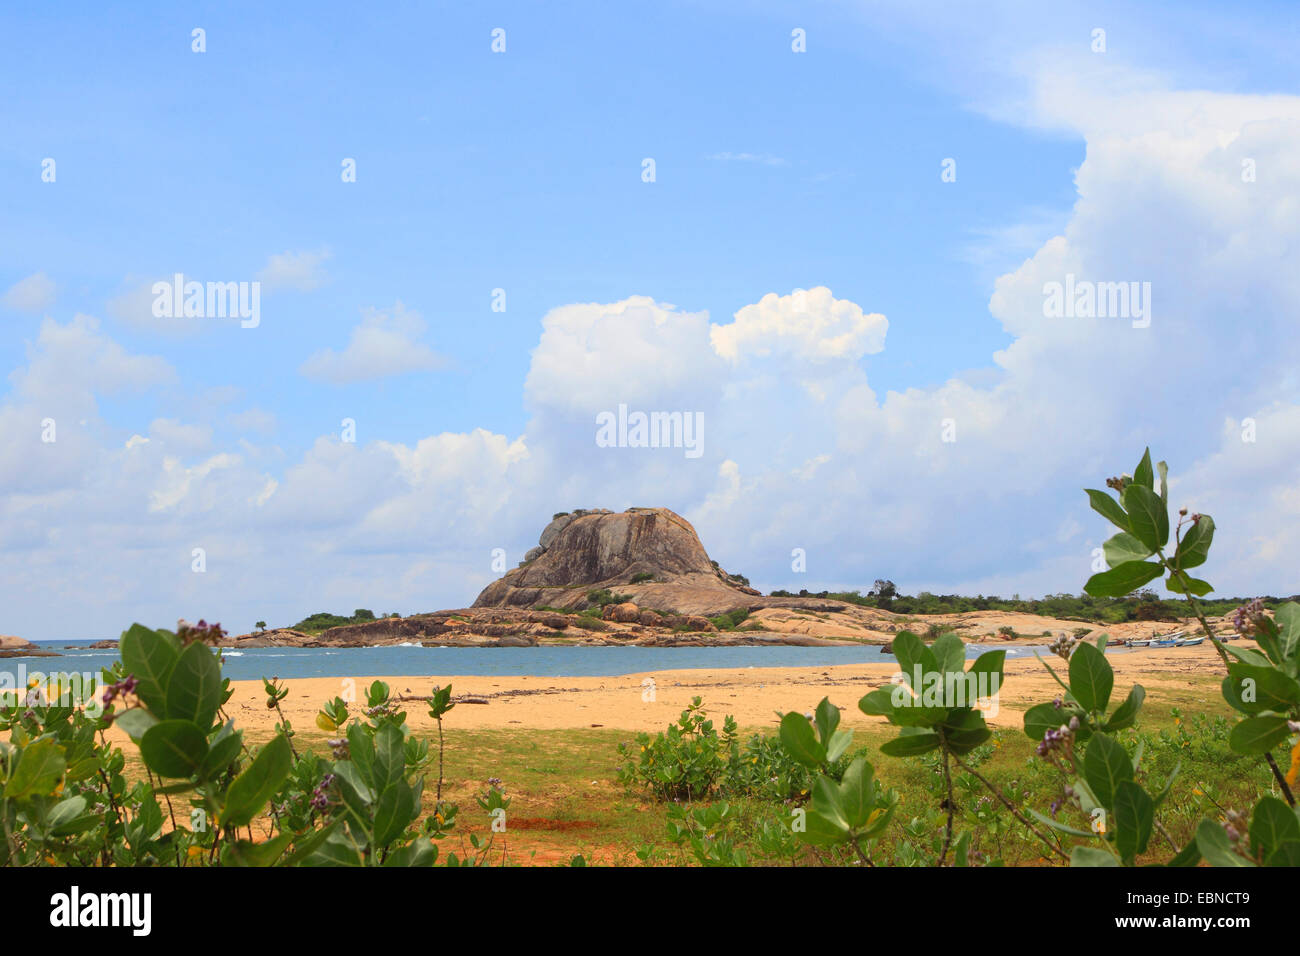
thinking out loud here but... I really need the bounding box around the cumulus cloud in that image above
[2,272,56,313]
[299,302,446,384]
[257,249,331,291]
[710,287,888,363]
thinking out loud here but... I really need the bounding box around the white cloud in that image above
[710,287,888,363]
[148,418,214,454]
[226,408,277,434]
[257,249,331,292]
[2,272,56,312]
[299,302,446,384]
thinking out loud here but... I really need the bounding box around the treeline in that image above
[289,609,401,634]
[766,587,1299,624]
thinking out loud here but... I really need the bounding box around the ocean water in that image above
[11,641,1047,681]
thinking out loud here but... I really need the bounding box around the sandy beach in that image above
[205,641,1234,740]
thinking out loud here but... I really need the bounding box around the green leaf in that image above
[1082,735,1133,809]
[198,725,244,779]
[1084,560,1164,598]
[139,720,209,778]
[301,827,365,866]
[111,708,158,742]
[931,634,965,676]
[1228,716,1293,755]
[1024,702,1066,741]
[879,729,941,757]
[372,722,406,792]
[48,795,99,836]
[1070,846,1120,867]
[779,712,826,768]
[4,738,66,798]
[810,775,849,832]
[1086,488,1131,533]
[858,687,897,718]
[1069,641,1113,714]
[1226,645,1272,668]
[1175,515,1214,569]
[1121,483,1169,551]
[1221,664,1300,716]
[382,837,438,867]
[222,733,292,827]
[221,833,294,867]
[119,624,180,715]
[1249,796,1300,858]
[1113,780,1154,864]
[837,757,876,829]
[372,780,417,848]
[1265,841,1300,867]
[1028,807,1094,838]
[1102,684,1145,732]
[1104,532,1153,567]
[1165,572,1213,597]
[164,642,223,729]
[800,807,851,846]
[1165,840,1201,867]
[1275,603,1300,660]
[941,709,992,755]
[825,728,854,764]
[813,697,840,748]
[967,649,1006,684]
[891,631,937,687]
[1195,819,1255,867]
[346,721,376,788]
[1133,448,1154,490]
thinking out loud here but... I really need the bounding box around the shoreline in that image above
[200,641,1235,738]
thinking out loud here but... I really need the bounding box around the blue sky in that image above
[3,2,1299,639]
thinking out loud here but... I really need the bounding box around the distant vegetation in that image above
[766,585,1297,624]
[289,609,398,634]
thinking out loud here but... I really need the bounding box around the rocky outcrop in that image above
[473,507,758,616]
[0,634,59,658]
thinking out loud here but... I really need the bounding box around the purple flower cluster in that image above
[1222,808,1247,848]
[311,773,336,812]
[101,675,139,706]
[1048,634,1079,661]
[1232,598,1267,638]
[1036,717,1079,760]
[177,618,227,646]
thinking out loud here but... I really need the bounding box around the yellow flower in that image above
[1286,740,1300,788]
[52,780,64,796]
[27,678,38,688]
[187,845,203,859]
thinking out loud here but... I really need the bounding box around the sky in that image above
[2,1,1299,640]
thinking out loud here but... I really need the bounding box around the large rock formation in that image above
[472,507,760,617]
[0,634,59,658]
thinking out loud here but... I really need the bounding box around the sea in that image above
[9,640,1049,681]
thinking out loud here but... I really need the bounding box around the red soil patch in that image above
[508,817,599,831]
